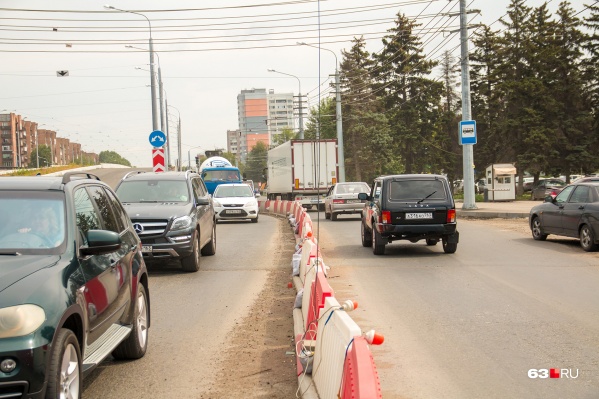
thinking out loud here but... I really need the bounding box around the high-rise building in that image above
[235,88,295,163]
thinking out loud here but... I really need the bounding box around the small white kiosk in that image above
[485,163,516,201]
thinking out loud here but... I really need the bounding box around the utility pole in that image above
[460,0,477,209]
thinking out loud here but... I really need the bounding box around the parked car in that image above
[115,170,216,272]
[522,177,534,192]
[0,172,150,398]
[359,174,459,255]
[476,179,487,194]
[212,183,259,223]
[573,176,599,184]
[324,182,371,221]
[529,182,599,251]
[530,178,566,200]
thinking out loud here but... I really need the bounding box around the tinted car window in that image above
[88,185,121,233]
[116,180,189,203]
[74,187,101,240]
[554,185,574,204]
[569,186,590,203]
[104,187,129,232]
[389,180,446,201]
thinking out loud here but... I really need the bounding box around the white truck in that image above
[266,139,339,209]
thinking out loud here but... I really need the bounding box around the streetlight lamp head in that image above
[267,69,275,72]
[297,42,307,46]
[103,5,115,10]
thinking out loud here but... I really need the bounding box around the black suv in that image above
[0,172,150,399]
[115,171,216,272]
[359,174,459,255]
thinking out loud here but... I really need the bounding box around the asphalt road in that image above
[79,168,599,398]
[310,211,599,399]
[81,168,291,398]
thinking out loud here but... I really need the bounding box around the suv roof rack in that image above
[61,172,101,184]
[121,171,146,181]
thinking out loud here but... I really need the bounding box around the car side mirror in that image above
[80,230,121,256]
[544,195,555,203]
[358,193,370,201]
[197,197,210,206]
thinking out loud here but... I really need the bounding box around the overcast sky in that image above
[0,0,592,167]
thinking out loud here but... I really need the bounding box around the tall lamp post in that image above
[298,42,345,182]
[168,104,182,171]
[187,145,203,171]
[267,69,304,139]
[105,5,158,131]
[127,45,168,167]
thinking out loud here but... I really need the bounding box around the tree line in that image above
[288,0,598,192]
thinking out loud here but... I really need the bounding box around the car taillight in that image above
[381,210,391,224]
[333,199,345,204]
[446,209,456,223]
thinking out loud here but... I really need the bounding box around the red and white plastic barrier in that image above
[260,199,383,399]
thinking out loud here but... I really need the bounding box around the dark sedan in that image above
[529,182,599,251]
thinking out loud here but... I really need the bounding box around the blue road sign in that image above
[459,120,476,145]
[149,130,166,147]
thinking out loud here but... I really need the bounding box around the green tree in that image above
[304,97,336,140]
[271,127,297,147]
[29,145,52,168]
[98,150,131,166]
[339,36,392,182]
[372,12,444,174]
[245,141,268,182]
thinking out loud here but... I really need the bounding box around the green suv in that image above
[0,172,150,399]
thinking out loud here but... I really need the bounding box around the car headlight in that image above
[171,215,193,231]
[0,304,45,338]
[244,200,257,207]
[213,200,222,207]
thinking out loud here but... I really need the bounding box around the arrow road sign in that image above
[152,148,165,172]
[148,130,166,147]
[56,70,69,77]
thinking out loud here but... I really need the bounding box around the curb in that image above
[456,210,529,219]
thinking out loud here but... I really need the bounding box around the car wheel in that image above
[181,231,200,272]
[325,208,331,219]
[361,220,371,247]
[112,284,149,359]
[201,223,217,256]
[531,217,548,241]
[331,212,337,221]
[442,236,457,254]
[579,224,598,252]
[46,329,81,399]
[426,238,438,246]
[372,224,385,255]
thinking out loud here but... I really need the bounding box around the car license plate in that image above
[346,199,361,203]
[310,198,321,203]
[228,210,242,214]
[142,245,152,253]
[405,212,433,219]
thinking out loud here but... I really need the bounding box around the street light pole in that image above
[187,145,203,171]
[298,42,345,182]
[267,69,304,139]
[105,5,158,131]
[168,104,182,171]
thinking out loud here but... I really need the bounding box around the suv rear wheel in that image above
[182,231,201,272]
[361,220,371,247]
[442,236,457,254]
[372,225,385,255]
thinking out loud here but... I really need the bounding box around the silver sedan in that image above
[324,182,371,221]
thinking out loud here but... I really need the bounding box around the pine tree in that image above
[372,12,444,174]
[339,36,392,182]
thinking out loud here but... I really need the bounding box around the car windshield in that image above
[202,170,240,182]
[0,192,66,253]
[214,185,253,198]
[389,180,447,201]
[116,180,189,203]
[546,179,566,187]
[336,183,371,194]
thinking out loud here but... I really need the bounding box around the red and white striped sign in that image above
[152,148,165,172]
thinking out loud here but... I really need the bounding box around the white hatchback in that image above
[212,184,259,223]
